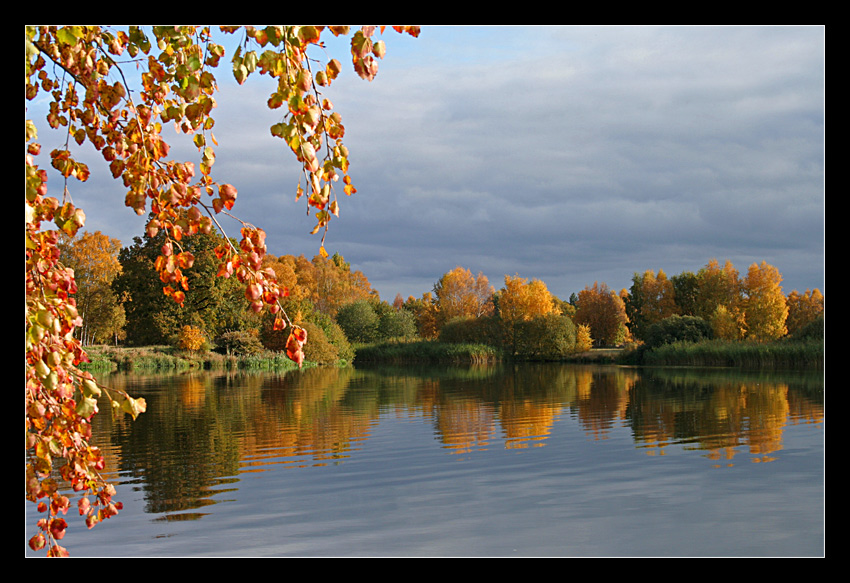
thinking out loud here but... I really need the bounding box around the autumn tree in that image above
[785,288,824,336]
[709,304,744,341]
[574,281,629,347]
[694,259,743,321]
[26,24,418,556]
[404,293,439,339]
[58,231,125,345]
[310,253,375,317]
[433,266,494,328]
[497,274,560,351]
[742,261,788,342]
[575,323,593,352]
[498,274,559,323]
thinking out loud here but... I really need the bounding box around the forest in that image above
[60,228,825,368]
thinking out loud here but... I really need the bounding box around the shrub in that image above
[508,314,577,360]
[318,318,355,363]
[644,315,712,350]
[300,321,340,364]
[216,329,265,355]
[575,323,593,352]
[336,300,380,343]
[176,325,207,352]
[378,308,418,341]
[789,315,824,342]
[439,315,502,346]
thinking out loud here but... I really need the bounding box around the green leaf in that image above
[57,26,84,46]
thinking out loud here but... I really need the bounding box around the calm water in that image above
[26,363,824,557]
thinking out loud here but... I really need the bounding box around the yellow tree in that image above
[26,25,418,556]
[498,274,559,323]
[433,266,494,326]
[695,259,743,320]
[405,292,439,340]
[640,269,678,325]
[575,324,593,352]
[785,288,824,335]
[58,231,126,345]
[709,304,744,341]
[742,261,788,342]
[311,253,375,317]
[262,254,303,301]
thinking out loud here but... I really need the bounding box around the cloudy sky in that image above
[37,25,825,303]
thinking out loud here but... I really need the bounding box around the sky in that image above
[33,25,826,303]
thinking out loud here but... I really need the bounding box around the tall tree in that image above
[625,269,678,340]
[574,281,629,347]
[58,231,125,345]
[311,253,375,316]
[26,25,418,556]
[671,270,699,317]
[695,259,742,320]
[498,274,560,323]
[433,266,494,327]
[742,261,788,342]
[785,288,824,336]
[114,229,257,345]
[404,293,439,339]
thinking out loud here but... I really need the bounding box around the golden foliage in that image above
[434,266,495,325]
[743,261,788,342]
[786,288,824,335]
[177,324,206,351]
[499,274,559,323]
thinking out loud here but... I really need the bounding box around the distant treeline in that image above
[61,230,824,370]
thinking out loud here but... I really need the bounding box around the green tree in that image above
[114,229,256,345]
[671,270,700,317]
[377,305,418,340]
[509,314,577,360]
[335,300,380,343]
[644,315,713,349]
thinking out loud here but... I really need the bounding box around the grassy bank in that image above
[79,345,311,373]
[353,340,502,364]
[634,338,824,370]
[81,335,823,373]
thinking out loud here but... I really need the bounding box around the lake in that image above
[25,362,824,557]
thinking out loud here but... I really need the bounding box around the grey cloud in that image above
[30,26,824,302]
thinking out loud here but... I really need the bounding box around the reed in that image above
[640,338,823,370]
[354,340,502,364]
[80,345,308,372]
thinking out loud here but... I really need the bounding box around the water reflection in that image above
[88,364,823,520]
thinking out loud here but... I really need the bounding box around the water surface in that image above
[25,363,824,557]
